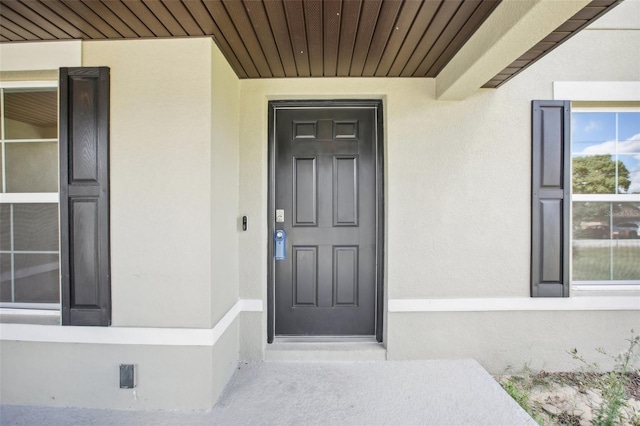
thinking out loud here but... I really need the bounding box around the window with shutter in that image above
[532,101,640,297]
[531,100,571,297]
[59,67,111,326]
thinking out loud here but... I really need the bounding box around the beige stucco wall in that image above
[83,38,214,328]
[387,311,639,373]
[0,38,242,410]
[210,40,241,326]
[237,2,640,368]
[0,340,214,409]
[1,0,638,411]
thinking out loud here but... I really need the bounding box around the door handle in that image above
[274,230,286,260]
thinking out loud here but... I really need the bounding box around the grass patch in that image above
[498,331,640,425]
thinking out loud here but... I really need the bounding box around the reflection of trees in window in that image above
[572,155,630,194]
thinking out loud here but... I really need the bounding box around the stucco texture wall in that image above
[237,2,640,368]
[83,38,243,329]
[210,40,241,326]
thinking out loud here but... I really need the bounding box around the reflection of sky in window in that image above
[618,113,640,140]
[572,112,615,143]
[573,112,640,194]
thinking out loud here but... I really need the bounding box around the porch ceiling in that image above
[0,0,621,88]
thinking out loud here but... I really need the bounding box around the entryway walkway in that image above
[1,359,536,425]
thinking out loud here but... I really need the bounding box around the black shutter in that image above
[531,100,571,297]
[59,67,111,325]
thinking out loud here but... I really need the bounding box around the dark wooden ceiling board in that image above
[387,0,440,77]
[322,0,341,77]
[142,0,187,36]
[211,34,249,78]
[263,0,297,77]
[507,59,529,68]
[15,0,90,38]
[122,0,171,37]
[543,31,571,43]
[159,0,203,36]
[242,0,285,77]
[573,6,606,20]
[499,67,520,74]
[421,0,491,78]
[482,80,500,88]
[361,0,401,76]
[349,0,383,76]
[100,0,155,37]
[283,0,310,77]
[589,0,617,7]
[190,0,250,79]
[41,0,105,38]
[424,0,500,77]
[0,16,40,40]
[204,0,260,78]
[400,0,457,77]
[483,0,620,89]
[1,0,72,38]
[303,0,324,77]
[0,4,56,39]
[374,0,422,76]
[531,41,556,52]
[0,0,620,85]
[336,0,362,77]
[555,20,587,33]
[80,1,139,38]
[182,0,214,33]
[222,0,272,77]
[0,25,27,41]
[60,0,123,38]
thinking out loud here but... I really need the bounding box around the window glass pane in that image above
[5,142,58,192]
[0,145,3,191]
[14,253,59,303]
[0,204,9,251]
[618,155,640,194]
[0,254,11,302]
[572,242,612,281]
[574,202,613,239]
[13,204,59,251]
[3,90,57,140]
[572,112,616,144]
[572,155,618,194]
[573,202,640,282]
[618,112,640,141]
[613,244,640,280]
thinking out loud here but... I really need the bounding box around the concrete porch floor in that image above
[1,359,536,425]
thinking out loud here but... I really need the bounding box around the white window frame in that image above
[570,106,640,291]
[0,80,61,312]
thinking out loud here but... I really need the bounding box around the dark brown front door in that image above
[269,101,382,338]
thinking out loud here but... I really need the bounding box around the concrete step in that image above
[265,339,387,361]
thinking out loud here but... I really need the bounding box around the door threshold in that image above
[273,336,377,344]
[266,336,386,361]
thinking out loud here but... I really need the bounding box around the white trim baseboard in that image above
[388,297,640,312]
[0,299,263,346]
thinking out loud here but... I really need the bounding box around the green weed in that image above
[570,331,640,426]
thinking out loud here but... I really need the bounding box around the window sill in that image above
[0,309,60,326]
[572,285,640,298]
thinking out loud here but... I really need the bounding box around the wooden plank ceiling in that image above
[0,0,621,88]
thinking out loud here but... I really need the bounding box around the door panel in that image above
[273,106,378,336]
